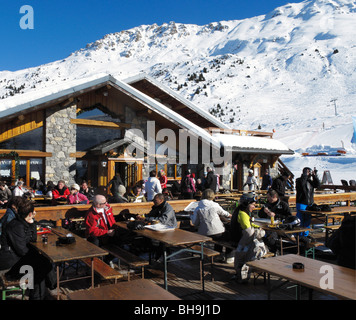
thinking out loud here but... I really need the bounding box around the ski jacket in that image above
[85,204,116,238]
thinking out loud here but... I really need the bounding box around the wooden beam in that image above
[70,118,131,129]
[69,151,87,158]
[0,110,44,143]
[0,150,52,157]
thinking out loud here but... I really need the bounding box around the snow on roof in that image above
[213,133,294,154]
[0,73,110,118]
[124,73,231,130]
[0,73,220,148]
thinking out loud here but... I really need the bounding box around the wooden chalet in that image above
[0,73,293,194]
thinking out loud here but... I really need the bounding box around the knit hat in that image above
[118,185,126,194]
[71,184,80,191]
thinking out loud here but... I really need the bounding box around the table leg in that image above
[163,246,168,290]
[200,242,205,293]
[296,284,301,300]
[280,238,283,255]
[91,258,94,288]
[56,264,60,300]
[267,273,271,300]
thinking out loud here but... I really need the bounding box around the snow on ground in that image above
[276,121,356,185]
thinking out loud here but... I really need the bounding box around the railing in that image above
[0,199,196,223]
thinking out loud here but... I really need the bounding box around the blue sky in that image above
[0,0,301,71]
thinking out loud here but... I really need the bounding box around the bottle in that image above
[270,215,274,225]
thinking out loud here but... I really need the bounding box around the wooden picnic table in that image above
[116,221,211,291]
[30,227,108,299]
[67,278,180,300]
[247,254,356,300]
[305,205,356,218]
[253,219,311,255]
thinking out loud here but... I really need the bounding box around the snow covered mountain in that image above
[1,0,356,183]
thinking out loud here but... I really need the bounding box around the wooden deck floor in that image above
[48,241,339,301]
[2,229,341,301]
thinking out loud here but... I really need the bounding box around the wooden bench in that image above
[81,257,124,285]
[304,242,324,259]
[0,274,26,300]
[326,215,344,225]
[102,244,149,281]
[210,240,237,251]
[324,225,341,243]
[190,245,220,282]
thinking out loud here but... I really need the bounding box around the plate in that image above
[144,223,175,232]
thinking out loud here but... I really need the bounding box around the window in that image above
[0,159,12,185]
[0,127,43,150]
[76,160,88,183]
[0,158,44,187]
[76,107,123,151]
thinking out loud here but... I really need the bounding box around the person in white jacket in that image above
[144,170,162,201]
[243,170,259,191]
[191,188,231,236]
[190,188,233,263]
[12,181,30,198]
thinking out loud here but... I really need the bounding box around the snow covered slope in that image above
[1,0,355,183]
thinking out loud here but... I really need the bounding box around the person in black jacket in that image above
[145,193,177,228]
[258,189,292,221]
[271,171,291,203]
[80,180,95,201]
[106,173,123,200]
[0,200,56,300]
[295,167,321,239]
[205,167,217,193]
[327,215,355,269]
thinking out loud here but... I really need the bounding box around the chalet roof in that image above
[0,73,293,155]
[0,73,221,149]
[124,73,231,130]
[213,133,294,155]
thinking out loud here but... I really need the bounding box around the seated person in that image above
[191,188,231,237]
[85,195,117,247]
[170,180,181,197]
[52,180,70,201]
[231,195,267,282]
[0,181,12,208]
[67,184,89,205]
[80,180,95,201]
[12,181,31,198]
[110,185,129,203]
[43,181,56,198]
[127,185,146,203]
[258,189,292,222]
[230,195,260,245]
[162,188,173,201]
[142,193,177,228]
[190,188,232,262]
[0,199,56,300]
[0,196,25,236]
[85,195,133,252]
[327,214,355,270]
[138,193,177,261]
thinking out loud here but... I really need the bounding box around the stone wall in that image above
[45,104,77,185]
